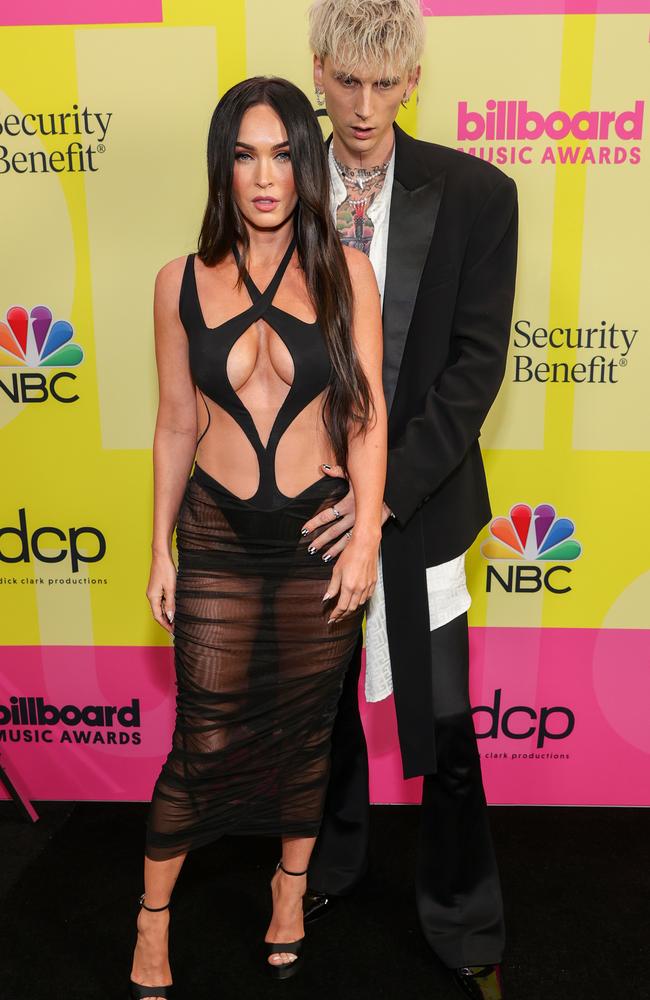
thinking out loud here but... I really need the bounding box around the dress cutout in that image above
[180,233,333,508]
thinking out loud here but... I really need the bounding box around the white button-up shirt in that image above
[328,138,471,703]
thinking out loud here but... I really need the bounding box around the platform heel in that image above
[265,860,307,980]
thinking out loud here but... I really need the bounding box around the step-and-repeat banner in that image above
[1,2,648,806]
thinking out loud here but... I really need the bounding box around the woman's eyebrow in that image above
[235,139,290,150]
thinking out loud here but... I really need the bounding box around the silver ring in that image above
[331,507,341,518]
[345,529,352,540]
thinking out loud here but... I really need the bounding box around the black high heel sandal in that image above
[129,893,174,999]
[265,860,308,981]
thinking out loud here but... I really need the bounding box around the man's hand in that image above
[301,464,393,561]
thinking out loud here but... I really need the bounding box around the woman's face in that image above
[231,104,298,231]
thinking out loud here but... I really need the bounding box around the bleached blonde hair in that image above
[308,0,425,78]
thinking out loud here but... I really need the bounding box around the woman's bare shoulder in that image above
[341,244,379,293]
[343,244,375,280]
[153,255,190,310]
[156,254,189,286]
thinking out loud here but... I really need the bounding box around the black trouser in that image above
[309,612,505,968]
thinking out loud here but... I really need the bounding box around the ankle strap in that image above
[139,892,170,912]
[276,860,308,877]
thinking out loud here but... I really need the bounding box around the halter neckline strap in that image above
[231,233,297,301]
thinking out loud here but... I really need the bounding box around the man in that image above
[299,2,519,998]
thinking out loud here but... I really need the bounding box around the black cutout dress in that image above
[145,235,365,861]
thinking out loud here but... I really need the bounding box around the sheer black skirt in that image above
[145,464,364,862]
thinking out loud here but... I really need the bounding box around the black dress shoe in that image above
[452,964,503,999]
[302,889,339,924]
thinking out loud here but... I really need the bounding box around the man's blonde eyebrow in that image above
[333,70,401,84]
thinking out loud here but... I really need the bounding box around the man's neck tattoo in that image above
[333,153,390,191]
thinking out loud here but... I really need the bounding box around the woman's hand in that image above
[146,549,177,635]
[303,465,393,560]
[323,534,380,625]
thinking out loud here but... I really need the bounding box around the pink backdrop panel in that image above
[0,1,162,26]
[363,627,650,806]
[421,1,650,13]
[0,645,175,801]
[5,0,648,28]
[0,627,648,805]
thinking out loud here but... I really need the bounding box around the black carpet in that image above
[0,802,648,1000]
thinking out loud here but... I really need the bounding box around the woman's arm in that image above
[325,246,387,624]
[146,257,198,633]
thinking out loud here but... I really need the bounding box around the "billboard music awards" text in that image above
[457,100,644,165]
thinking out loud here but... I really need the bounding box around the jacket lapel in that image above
[382,125,445,414]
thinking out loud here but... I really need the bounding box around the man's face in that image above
[313,53,419,162]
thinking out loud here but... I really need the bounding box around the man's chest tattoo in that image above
[333,158,390,256]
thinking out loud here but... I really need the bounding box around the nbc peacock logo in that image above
[481,503,582,595]
[0,305,83,404]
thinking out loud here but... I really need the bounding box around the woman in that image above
[129,76,386,998]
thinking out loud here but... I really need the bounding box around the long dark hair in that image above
[197,76,373,473]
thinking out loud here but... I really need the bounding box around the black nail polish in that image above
[308,546,317,555]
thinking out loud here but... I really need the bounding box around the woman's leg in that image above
[130,853,187,994]
[265,836,315,967]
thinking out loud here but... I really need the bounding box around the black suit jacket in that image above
[326,123,518,779]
